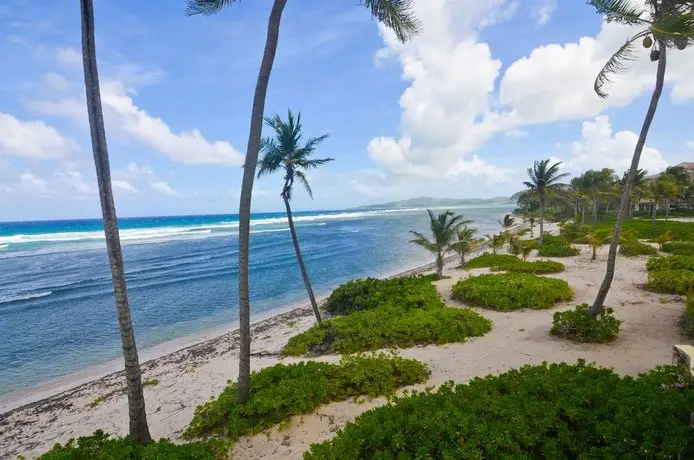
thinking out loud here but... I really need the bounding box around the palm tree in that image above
[620,168,648,216]
[588,0,694,318]
[452,226,477,268]
[80,0,151,443]
[498,214,516,233]
[410,210,466,279]
[655,174,679,221]
[586,168,618,223]
[516,160,569,246]
[586,230,610,261]
[257,110,331,323]
[186,0,419,404]
[485,233,506,255]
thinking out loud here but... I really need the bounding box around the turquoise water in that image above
[0,205,513,394]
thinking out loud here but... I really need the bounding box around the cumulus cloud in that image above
[532,0,557,26]
[112,180,138,194]
[42,72,69,92]
[0,113,78,159]
[18,171,51,194]
[149,180,182,197]
[115,162,184,198]
[54,170,92,194]
[687,141,694,150]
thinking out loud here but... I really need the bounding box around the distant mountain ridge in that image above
[354,196,513,211]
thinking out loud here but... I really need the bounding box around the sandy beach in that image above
[1,224,690,459]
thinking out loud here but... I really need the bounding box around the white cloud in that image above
[0,113,78,159]
[18,171,50,194]
[686,141,694,150]
[114,162,183,198]
[150,180,182,197]
[54,170,92,194]
[112,179,139,194]
[557,115,667,175]
[57,47,81,66]
[532,0,557,26]
[479,0,519,29]
[42,72,69,92]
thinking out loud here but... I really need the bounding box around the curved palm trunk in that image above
[80,0,151,443]
[538,196,545,246]
[283,195,322,322]
[236,0,288,404]
[590,44,667,317]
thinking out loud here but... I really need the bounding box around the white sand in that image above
[2,226,691,459]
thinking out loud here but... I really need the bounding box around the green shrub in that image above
[306,362,694,459]
[323,275,440,316]
[283,306,491,355]
[646,254,694,272]
[662,241,694,255]
[465,253,564,274]
[521,239,539,250]
[560,222,589,243]
[619,238,658,257]
[464,253,519,269]
[646,269,694,294]
[537,243,580,257]
[684,295,694,337]
[185,354,428,440]
[451,273,573,311]
[550,304,621,343]
[37,430,227,459]
[592,219,694,241]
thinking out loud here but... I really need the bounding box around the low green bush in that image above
[550,304,621,343]
[537,243,580,257]
[283,305,491,355]
[185,354,428,440]
[619,238,658,257]
[646,254,694,272]
[323,275,440,316]
[306,361,694,459]
[37,430,227,459]
[464,253,518,269]
[646,269,694,294]
[662,241,694,255]
[451,273,573,311]
[465,253,564,274]
[592,219,694,241]
[684,295,694,337]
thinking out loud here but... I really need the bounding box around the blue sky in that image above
[0,0,692,221]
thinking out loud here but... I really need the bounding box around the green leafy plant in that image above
[592,219,694,241]
[537,243,581,257]
[465,253,518,269]
[662,241,694,255]
[465,253,564,274]
[306,362,694,459]
[184,354,429,440]
[485,232,506,254]
[520,244,533,260]
[451,272,573,311]
[646,269,694,295]
[683,295,694,337]
[619,237,658,257]
[37,430,227,459]
[550,303,621,343]
[655,230,675,249]
[646,254,694,272]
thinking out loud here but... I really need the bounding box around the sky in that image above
[0,0,693,221]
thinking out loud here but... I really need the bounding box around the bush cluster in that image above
[646,269,694,295]
[451,272,573,311]
[684,295,694,337]
[550,303,621,343]
[37,430,227,460]
[619,238,658,257]
[465,253,564,274]
[593,219,694,241]
[284,276,492,355]
[185,354,429,440]
[537,241,580,257]
[323,275,440,316]
[646,254,694,272]
[306,362,694,459]
[662,241,694,255]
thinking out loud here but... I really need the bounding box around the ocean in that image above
[0,205,513,395]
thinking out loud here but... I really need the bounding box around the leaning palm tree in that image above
[515,160,569,246]
[452,225,477,268]
[80,0,151,443]
[410,210,466,279]
[187,0,419,404]
[257,110,331,323]
[588,0,694,318]
[498,214,516,233]
[485,233,506,255]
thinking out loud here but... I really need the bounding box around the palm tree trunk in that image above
[80,0,151,443]
[581,204,586,226]
[236,0,287,405]
[436,254,444,279]
[574,202,578,221]
[592,196,598,224]
[652,201,657,227]
[590,42,667,317]
[665,199,670,221]
[539,196,545,246]
[592,245,597,261]
[284,195,322,322]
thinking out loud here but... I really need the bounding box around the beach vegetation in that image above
[184,354,429,440]
[619,236,658,257]
[452,272,573,311]
[484,232,506,254]
[647,254,694,272]
[464,253,564,274]
[536,241,580,257]
[257,109,332,323]
[306,361,694,459]
[410,210,470,279]
[646,269,694,295]
[551,304,621,343]
[87,396,105,409]
[683,295,694,337]
[662,240,694,255]
[655,230,675,249]
[586,230,611,260]
[451,225,478,267]
[143,378,159,387]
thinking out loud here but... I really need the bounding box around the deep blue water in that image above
[0,206,512,395]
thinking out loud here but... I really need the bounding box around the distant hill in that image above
[354,196,513,211]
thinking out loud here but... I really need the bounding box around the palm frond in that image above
[588,0,646,25]
[186,0,237,16]
[295,170,313,198]
[594,32,646,98]
[362,0,421,43]
[652,12,694,40]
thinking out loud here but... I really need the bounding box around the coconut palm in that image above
[410,210,466,279]
[257,110,332,323]
[452,225,478,268]
[656,174,679,221]
[80,0,151,443]
[515,160,569,246]
[586,230,610,261]
[620,168,648,216]
[498,214,516,233]
[187,0,419,404]
[485,233,506,255]
[586,168,618,223]
[588,0,694,318]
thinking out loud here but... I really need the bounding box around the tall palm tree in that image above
[620,168,648,216]
[516,160,569,246]
[655,173,679,221]
[452,225,477,268]
[186,0,419,404]
[257,110,331,323]
[410,210,466,279]
[588,0,694,318]
[80,0,151,443]
[585,168,618,223]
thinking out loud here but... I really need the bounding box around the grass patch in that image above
[550,304,621,343]
[465,253,565,274]
[619,239,658,257]
[464,253,518,269]
[143,378,159,387]
[323,275,439,316]
[306,362,694,459]
[662,241,694,255]
[451,272,573,311]
[647,254,694,272]
[646,269,694,295]
[684,295,694,337]
[537,243,580,257]
[87,396,104,409]
[37,430,227,460]
[184,354,429,440]
[593,219,694,241]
